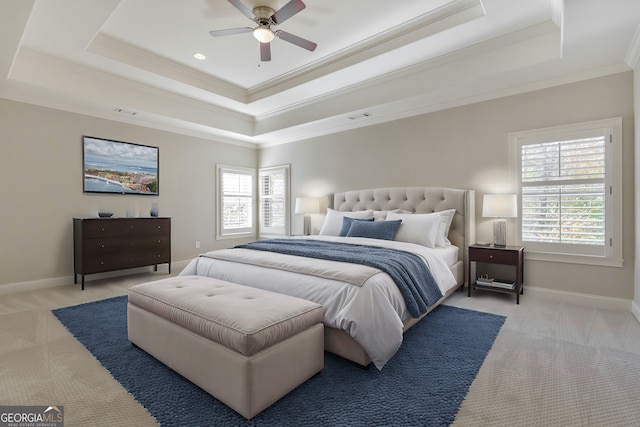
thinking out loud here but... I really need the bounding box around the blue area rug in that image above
[53,296,505,426]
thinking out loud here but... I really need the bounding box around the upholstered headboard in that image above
[333,187,476,284]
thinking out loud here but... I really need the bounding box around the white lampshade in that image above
[482,194,517,218]
[253,26,275,43]
[295,197,320,214]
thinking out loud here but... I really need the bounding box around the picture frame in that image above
[82,136,159,195]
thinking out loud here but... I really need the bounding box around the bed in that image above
[180,187,475,369]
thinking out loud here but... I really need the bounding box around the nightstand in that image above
[468,244,525,304]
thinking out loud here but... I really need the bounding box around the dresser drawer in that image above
[83,249,171,273]
[81,218,170,238]
[83,235,170,255]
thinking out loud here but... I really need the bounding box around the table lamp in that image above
[295,197,320,235]
[482,194,517,247]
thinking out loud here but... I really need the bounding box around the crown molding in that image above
[257,62,630,148]
[247,0,485,102]
[625,23,640,69]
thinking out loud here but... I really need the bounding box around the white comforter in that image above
[179,235,458,369]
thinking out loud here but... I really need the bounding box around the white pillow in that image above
[386,212,440,248]
[373,211,390,221]
[319,209,374,236]
[436,209,456,247]
[373,209,413,221]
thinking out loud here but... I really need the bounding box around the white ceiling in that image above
[1,0,639,147]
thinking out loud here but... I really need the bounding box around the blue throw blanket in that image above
[235,239,443,318]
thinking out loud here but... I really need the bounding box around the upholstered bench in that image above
[127,275,324,419]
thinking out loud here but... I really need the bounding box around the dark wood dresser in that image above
[73,217,171,289]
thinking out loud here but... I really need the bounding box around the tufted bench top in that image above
[128,275,323,356]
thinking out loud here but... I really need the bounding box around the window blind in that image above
[521,135,606,246]
[218,167,254,235]
[259,165,289,236]
[260,173,285,228]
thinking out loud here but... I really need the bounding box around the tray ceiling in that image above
[1,0,639,147]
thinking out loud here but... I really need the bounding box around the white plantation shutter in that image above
[216,165,255,238]
[512,118,622,265]
[259,165,290,236]
[521,134,606,246]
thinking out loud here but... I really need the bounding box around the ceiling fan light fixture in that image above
[253,25,274,43]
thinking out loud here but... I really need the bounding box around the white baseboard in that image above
[0,275,75,296]
[0,260,192,296]
[632,300,640,324]
[526,286,632,312]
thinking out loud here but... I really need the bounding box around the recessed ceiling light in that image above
[194,53,206,60]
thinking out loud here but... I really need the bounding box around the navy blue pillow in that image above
[345,219,402,240]
[338,216,374,237]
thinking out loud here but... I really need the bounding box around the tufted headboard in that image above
[333,187,476,284]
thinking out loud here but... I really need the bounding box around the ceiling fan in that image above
[209,0,317,62]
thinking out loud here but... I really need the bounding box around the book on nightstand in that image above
[491,280,516,290]
[475,278,494,286]
[476,278,515,290]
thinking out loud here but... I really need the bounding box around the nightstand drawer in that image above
[469,247,519,264]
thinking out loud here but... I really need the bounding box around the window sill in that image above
[216,232,256,241]
[525,251,623,268]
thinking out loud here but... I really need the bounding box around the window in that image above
[216,165,255,239]
[259,165,290,237]
[510,118,622,266]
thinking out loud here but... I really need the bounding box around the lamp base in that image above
[493,219,507,247]
[303,215,311,236]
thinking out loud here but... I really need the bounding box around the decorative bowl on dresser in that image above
[73,217,171,289]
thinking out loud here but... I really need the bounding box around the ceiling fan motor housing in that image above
[253,6,275,24]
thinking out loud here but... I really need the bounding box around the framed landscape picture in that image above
[82,136,159,195]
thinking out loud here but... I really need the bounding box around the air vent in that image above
[114,108,138,116]
[348,113,372,120]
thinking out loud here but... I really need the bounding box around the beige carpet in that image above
[0,274,162,427]
[449,291,640,426]
[1,272,640,426]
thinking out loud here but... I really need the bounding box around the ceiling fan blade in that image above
[276,30,317,51]
[227,0,256,20]
[272,0,306,24]
[260,42,271,61]
[209,27,253,37]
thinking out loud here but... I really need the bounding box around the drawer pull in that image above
[101,245,105,248]
[489,255,493,259]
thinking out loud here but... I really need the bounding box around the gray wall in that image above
[0,98,257,289]
[260,71,635,300]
